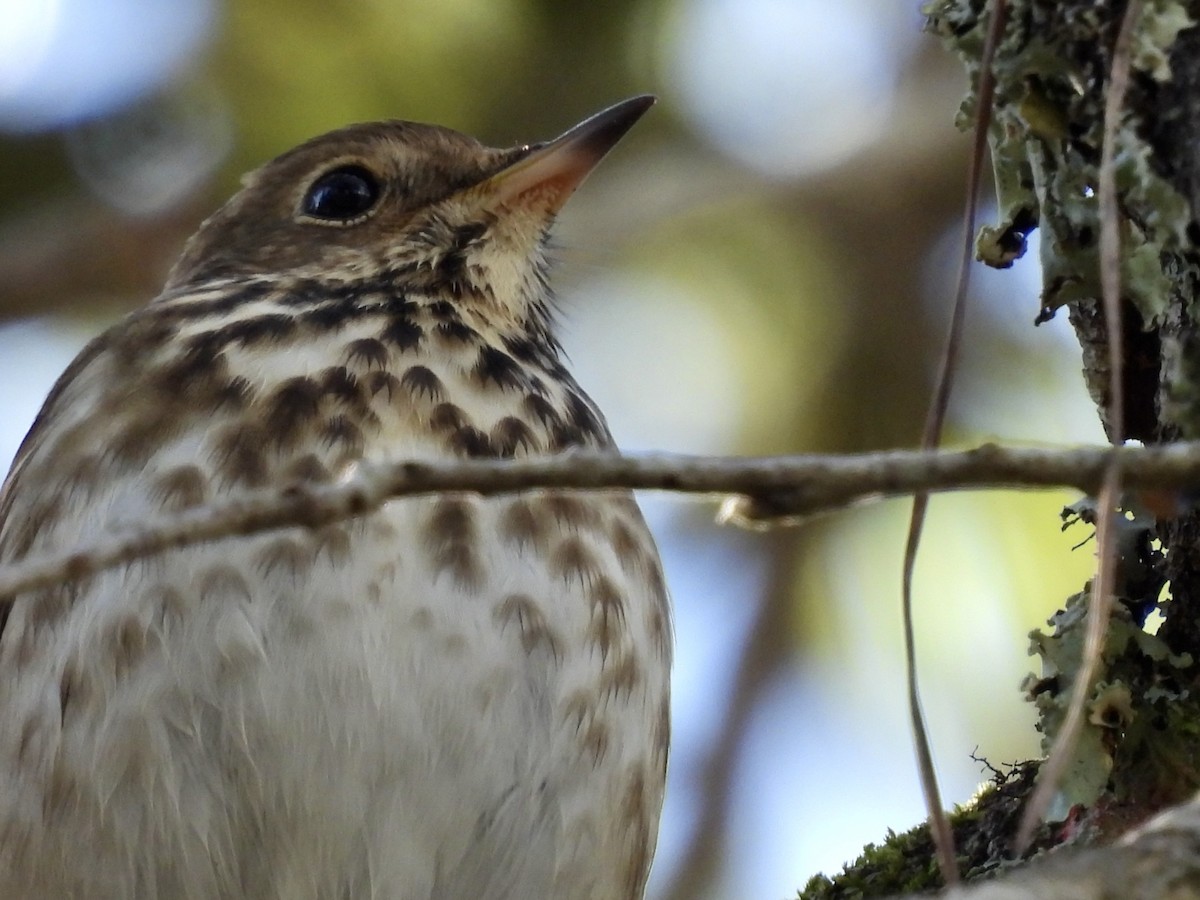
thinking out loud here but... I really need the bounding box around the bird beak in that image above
[484,95,655,214]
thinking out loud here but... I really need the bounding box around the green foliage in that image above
[796,758,1070,897]
[798,820,947,898]
[797,763,1049,899]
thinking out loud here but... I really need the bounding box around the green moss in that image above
[798,764,1050,898]
[798,820,946,898]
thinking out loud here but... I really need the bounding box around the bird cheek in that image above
[483,205,550,256]
[469,239,545,313]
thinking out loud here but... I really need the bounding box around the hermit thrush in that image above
[0,96,671,899]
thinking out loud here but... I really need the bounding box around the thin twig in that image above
[1017,468,1122,849]
[1015,0,1141,851]
[901,0,1009,883]
[5,442,1200,600]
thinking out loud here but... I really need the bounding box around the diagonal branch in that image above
[3,441,1200,600]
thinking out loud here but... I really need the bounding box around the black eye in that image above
[302,165,380,221]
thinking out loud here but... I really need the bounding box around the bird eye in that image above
[302,165,381,221]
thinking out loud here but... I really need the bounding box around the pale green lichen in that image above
[1024,588,1194,817]
[924,0,1194,325]
[1133,0,1193,80]
[1019,499,1192,819]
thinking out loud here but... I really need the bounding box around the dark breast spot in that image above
[581,719,610,766]
[299,302,358,330]
[433,222,489,293]
[522,394,564,430]
[151,465,208,512]
[175,279,274,318]
[610,512,658,575]
[646,559,669,611]
[381,317,424,352]
[58,665,78,724]
[436,320,479,344]
[182,328,228,359]
[400,366,445,402]
[109,404,187,469]
[540,494,603,529]
[619,768,654,896]
[429,403,469,433]
[565,391,606,440]
[549,424,587,451]
[589,575,626,622]
[211,423,270,487]
[587,576,628,659]
[212,376,253,413]
[254,536,316,580]
[313,524,352,567]
[503,335,541,363]
[375,295,418,318]
[106,614,156,681]
[446,425,493,458]
[153,342,229,397]
[452,220,488,249]
[551,536,604,589]
[600,650,641,700]
[264,377,324,448]
[493,594,562,664]
[344,337,390,369]
[490,416,538,458]
[562,689,598,732]
[152,367,249,417]
[318,367,369,414]
[320,415,365,456]
[473,346,528,391]
[222,314,296,347]
[499,498,551,552]
[365,370,400,400]
[198,565,254,604]
[423,498,482,590]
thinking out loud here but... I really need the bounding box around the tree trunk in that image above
[804,1,1200,895]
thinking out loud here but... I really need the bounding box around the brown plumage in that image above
[0,97,671,899]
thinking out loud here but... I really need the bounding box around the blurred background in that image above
[0,0,1104,896]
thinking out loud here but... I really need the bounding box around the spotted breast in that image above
[0,97,672,899]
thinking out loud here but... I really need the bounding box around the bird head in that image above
[166,96,655,330]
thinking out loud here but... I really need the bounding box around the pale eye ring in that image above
[302,165,381,221]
